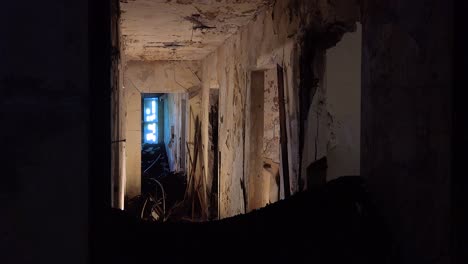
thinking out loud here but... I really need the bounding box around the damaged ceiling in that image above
[120,0,274,61]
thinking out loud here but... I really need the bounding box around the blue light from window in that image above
[143,97,158,143]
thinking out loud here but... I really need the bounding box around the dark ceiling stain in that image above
[176,0,194,4]
[163,42,184,48]
[184,14,217,30]
[144,42,186,49]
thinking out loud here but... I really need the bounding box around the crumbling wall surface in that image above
[361,1,452,263]
[263,69,280,164]
[295,0,361,190]
[200,0,360,218]
[201,57,219,199]
[122,61,200,199]
[163,93,187,172]
[262,68,280,204]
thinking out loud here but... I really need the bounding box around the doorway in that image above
[245,68,284,212]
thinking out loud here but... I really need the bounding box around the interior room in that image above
[111,0,365,222]
[1,0,457,264]
[94,1,454,263]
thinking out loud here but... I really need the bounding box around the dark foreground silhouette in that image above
[92,176,391,264]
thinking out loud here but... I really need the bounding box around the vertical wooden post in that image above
[277,65,291,198]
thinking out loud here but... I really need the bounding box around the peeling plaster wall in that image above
[200,5,299,217]
[163,93,188,172]
[123,61,201,199]
[121,0,274,60]
[124,60,201,93]
[199,0,360,218]
[263,68,280,165]
[263,68,280,204]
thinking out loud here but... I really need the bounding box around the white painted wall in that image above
[325,23,362,181]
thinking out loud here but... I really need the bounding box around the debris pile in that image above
[125,143,187,222]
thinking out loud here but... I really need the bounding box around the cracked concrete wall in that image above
[200,0,360,218]
[122,61,201,200]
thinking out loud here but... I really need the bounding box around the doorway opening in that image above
[123,93,189,222]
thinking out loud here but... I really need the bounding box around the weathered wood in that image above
[277,64,291,198]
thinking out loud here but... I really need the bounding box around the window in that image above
[143,97,158,143]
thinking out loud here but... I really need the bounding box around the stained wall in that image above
[163,93,188,172]
[199,0,360,217]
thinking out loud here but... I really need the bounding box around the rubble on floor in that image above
[125,143,188,222]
